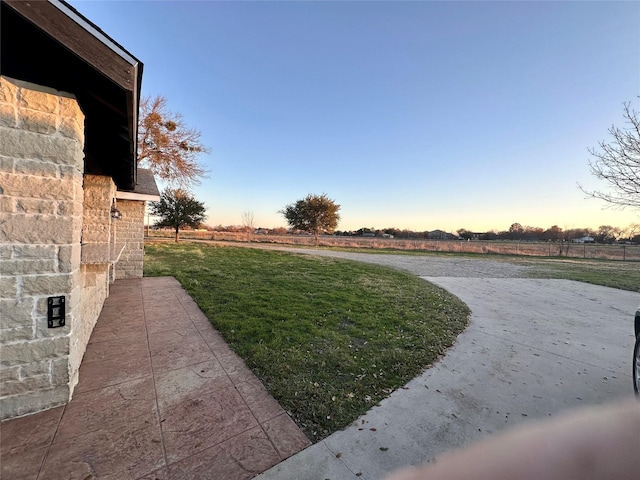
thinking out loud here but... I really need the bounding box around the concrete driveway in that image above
[257,249,639,480]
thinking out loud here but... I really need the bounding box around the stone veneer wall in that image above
[115,200,145,279]
[72,174,116,388]
[0,77,85,419]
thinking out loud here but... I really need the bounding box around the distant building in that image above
[572,236,595,244]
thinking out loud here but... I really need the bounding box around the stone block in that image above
[83,177,115,209]
[0,104,16,127]
[0,215,76,244]
[81,227,110,244]
[71,215,83,239]
[0,155,14,173]
[13,244,57,259]
[58,165,83,181]
[18,87,58,114]
[3,258,56,275]
[0,385,69,420]
[129,242,144,252]
[34,298,49,317]
[0,365,20,382]
[15,198,56,215]
[1,375,51,397]
[1,374,52,397]
[0,245,12,259]
[51,357,69,385]
[14,158,59,177]
[0,276,17,298]
[0,129,82,167]
[0,77,18,104]
[0,298,33,329]
[74,180,84,200]
[0,173,77,201]
[57,244,81,274]
[83,212,111,224]
[0,336,69,367]
[83,271,97,288]
[0,326,34,342]
[0,196,14,213]
[116,267,143,280]
[20,273,74,296]
[18,109,57,135]
[56,200,82,216]
[67,284,82,314]
[58,116,84,142]
[59,96,83,121]
[21,361,51,377]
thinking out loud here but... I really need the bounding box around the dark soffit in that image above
[1,0,143,190]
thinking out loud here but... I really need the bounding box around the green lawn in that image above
[144,242,469,441]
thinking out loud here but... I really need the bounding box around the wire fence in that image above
[147,230,640,261]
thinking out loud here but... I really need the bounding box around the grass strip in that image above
[311,246,640,292]
[516,257,640,292]
[144,242,469,441]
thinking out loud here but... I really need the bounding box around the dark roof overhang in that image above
[1,0,143,190]
[115,168,160,202]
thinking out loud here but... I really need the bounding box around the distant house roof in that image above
[428,230,458,240]
[1,0,143,190]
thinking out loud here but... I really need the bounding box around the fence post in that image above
[623,245,626,261]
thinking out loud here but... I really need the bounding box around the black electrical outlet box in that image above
[47,296,65,328]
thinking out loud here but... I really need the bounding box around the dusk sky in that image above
[69,0,639,233]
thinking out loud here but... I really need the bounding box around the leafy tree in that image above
[281,194,341,246]
[150,188,207,242]
[457,228,474,240]
[508,222,525,240]
[580,102,640,209]
[543,225,563,242]
[523,226,544,241]
[138,95,209,188]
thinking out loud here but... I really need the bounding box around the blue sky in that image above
[70,0,639,232]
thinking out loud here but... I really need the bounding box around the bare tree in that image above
[241,211,256,231]
[138,95,209,188]
[241,210,256,242]
[580,102,640,209]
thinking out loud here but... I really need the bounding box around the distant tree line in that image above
[198,222,640,245]
[332,223,640,244]
[208,225,289,235]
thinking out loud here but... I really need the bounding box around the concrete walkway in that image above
[0,277,309,480]
[257,254,638,479]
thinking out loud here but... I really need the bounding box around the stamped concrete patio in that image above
[0,276,310,480]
